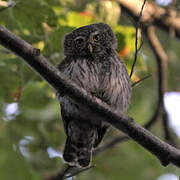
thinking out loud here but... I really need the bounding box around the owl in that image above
[56,23,131,168]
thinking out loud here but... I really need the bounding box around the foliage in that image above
[0,0,180,179]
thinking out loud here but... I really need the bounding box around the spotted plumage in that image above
[56,23,131,168]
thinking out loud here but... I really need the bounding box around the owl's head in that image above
[63,23,117,57]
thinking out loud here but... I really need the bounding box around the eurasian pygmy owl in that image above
[57,23,131,168]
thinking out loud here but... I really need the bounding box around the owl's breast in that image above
[63,57,100,94]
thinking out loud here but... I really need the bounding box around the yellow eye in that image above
[93,34,100,42]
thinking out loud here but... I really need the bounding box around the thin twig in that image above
[56,166,73,180]
[45,165,73,180]
[131,74,152,87]
[129,0,147,78]
[63,165,95,180]
[93,136,129,155]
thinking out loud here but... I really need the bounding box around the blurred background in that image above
[0,0,180,179]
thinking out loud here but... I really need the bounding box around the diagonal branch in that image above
[1,25,180,168]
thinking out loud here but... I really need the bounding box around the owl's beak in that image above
[88,43,93,53]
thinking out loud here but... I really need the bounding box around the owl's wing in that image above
[56,58,74,134]
[59,103,69,134]
[97,54,131,114]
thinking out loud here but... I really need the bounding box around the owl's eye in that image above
[75,37,84,46]
[93,34,100,42]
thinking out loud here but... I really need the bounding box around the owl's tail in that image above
[63,122,97,168]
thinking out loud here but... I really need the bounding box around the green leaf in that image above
[59,11,93,28]
[114,25,137,53]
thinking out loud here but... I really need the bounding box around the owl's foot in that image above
[64,153,92,169]
[63,138,92,168]
[64,157,91,169]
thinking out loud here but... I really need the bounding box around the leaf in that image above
[59,11,93,28]
[114,25,137,53]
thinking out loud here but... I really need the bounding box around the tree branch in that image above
[129,0,146,78]
[131,74,151,87]
[0,0,16,12]
[63,165,95,180]
[1,25,180,167]
[45,165,73,180]
[117,0,180,39]
[145,25,177,146]
[93,135,129,155]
